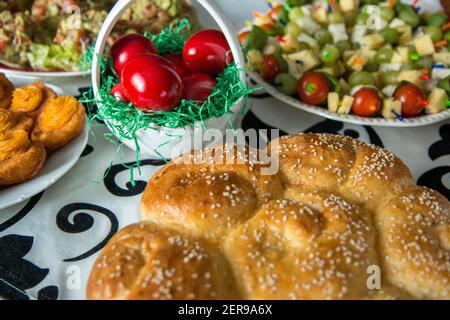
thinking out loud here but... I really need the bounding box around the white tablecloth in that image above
[0,0,449,300]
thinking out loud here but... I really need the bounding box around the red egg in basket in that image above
[183,29,233,77]
[110,34,157,75]
[121,53,183,112]
[182,73,217,103]
[110,82,129,103]
[164,53,190,78]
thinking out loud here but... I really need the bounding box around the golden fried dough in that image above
[0,130,46,187]
[32,96,85,150]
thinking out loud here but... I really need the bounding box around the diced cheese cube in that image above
[287,50,320,72]
[352,24,367,43]
[328,92,340,113]
[379,63,402,72]
[339,0,356,12]
[246,49,264,69]
[396,25,413,44]
[361,34,385,50]
[317,67,336,76]
[431,68,450,80]
[286,60,302,79]
[313,7,328,24]
[426,88,449,114]
[382,85,397,97]
[301,4,314,16]
[297,33,320,54]
[337,96,354,114]
[382,98,402,119]
[347,53,367,71]
[280,33,299,54]
[262,37,280,55]
[328,23,349,43]
[389,18,405,28]
[361,49,376,61]
[433,52,450,66]
[391,47,410,64]
[414,35,436,56]
[297,16,320,35]
[397,70,423,86]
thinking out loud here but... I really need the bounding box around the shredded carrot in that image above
[354,58,365,65]
[442,22,450,31]
[388,0,396,9]
[253,11,265,19]
[435,40,448,48]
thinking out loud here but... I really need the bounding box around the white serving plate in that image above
[0,67,90,81]
[245,0,450,127]
[0,83,88,210]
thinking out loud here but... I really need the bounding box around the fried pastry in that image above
[0,109,34,133]
[0,73,14,109]
[0,129,46,187]
[10,82,56,117]
[32,96,85,150]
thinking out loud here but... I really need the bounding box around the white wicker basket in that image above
[91,0,246,158]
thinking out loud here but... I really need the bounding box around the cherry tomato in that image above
[260,55,280,82]
[182,73,217,104]
[297,72,329,105]
[110,34,157,75]
[352,88,382,117]
[238,31,250,44]
[394,83,426,117]
[0,39,7,54]
[121,54,183,111]
[183,29,233,76]
[163,53,190,78]
[110,82,129,102]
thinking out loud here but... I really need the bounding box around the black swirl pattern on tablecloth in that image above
[56,203,119,262]
[104,159,167,197]
[81,144,94,157]
[0,192,44,233]
[0,235,58,300]
[418,123,450,201]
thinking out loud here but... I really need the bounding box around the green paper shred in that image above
[80,19,254,184]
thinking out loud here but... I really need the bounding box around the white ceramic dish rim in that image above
[249,72,450,127]
[90,0,248,156]
[0,83,89,210]
[0,67,90,78]
[241,1,450,127]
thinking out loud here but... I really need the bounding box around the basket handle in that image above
[91,0,246,97]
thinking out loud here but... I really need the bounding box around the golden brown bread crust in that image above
[141,144,284,243]
[87,222,240,300]
[32,96,86,150]
[88,133,450,300]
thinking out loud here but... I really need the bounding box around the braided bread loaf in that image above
[87,133,450,300]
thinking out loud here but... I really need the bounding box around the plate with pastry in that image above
[0,73,88,210]
[87,133,450,300]
[240,0,450,127]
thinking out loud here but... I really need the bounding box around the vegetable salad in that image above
[0,0,198,71]
[241,0,450,119]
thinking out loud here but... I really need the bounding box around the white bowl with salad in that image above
[0,0,199,80]
[240,0,450,127]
